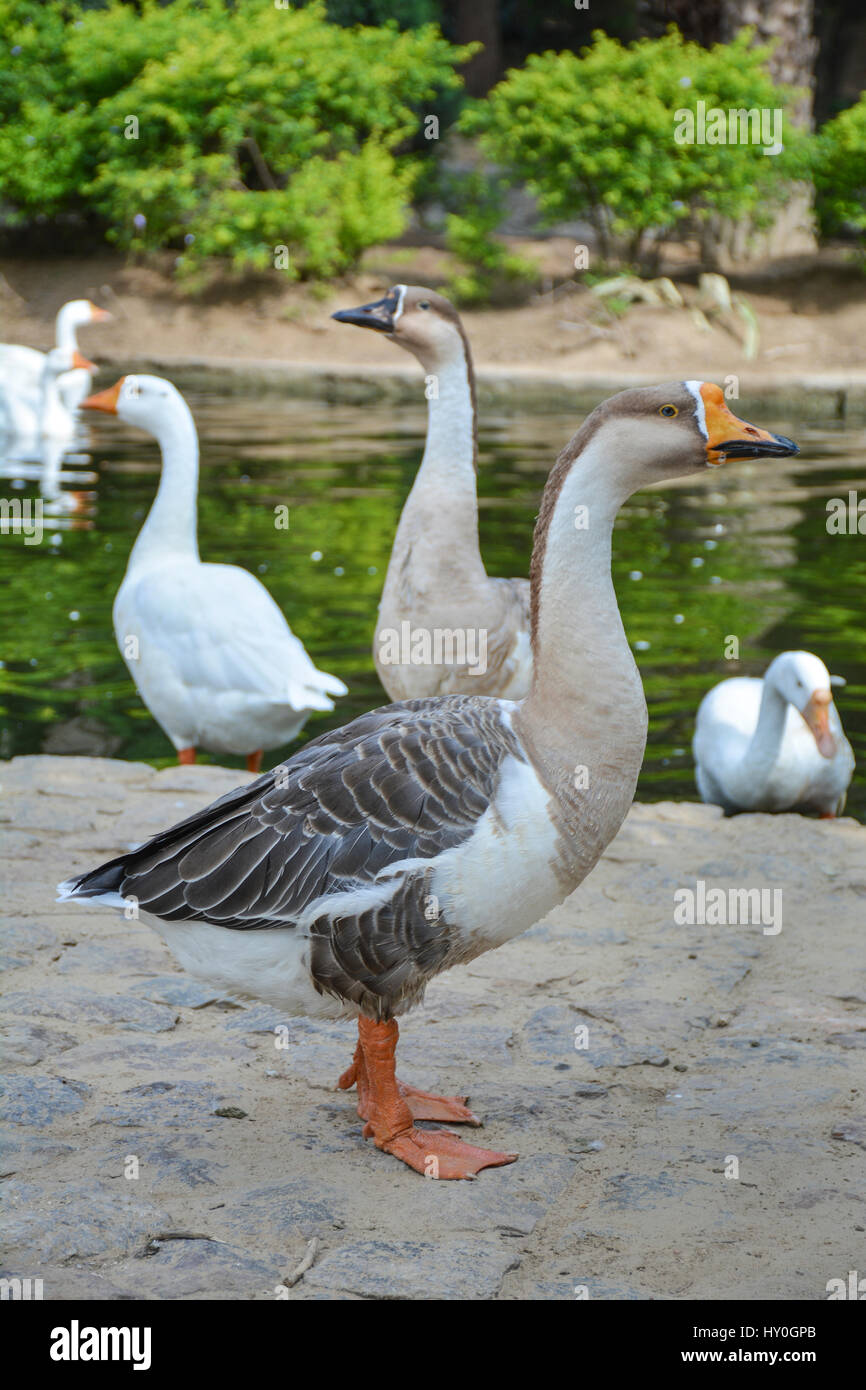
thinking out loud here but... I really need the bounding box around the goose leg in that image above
[246,750,263,774]
[178,747,196,764]
[338,1025,480,1125]
[339,1017,516,1179]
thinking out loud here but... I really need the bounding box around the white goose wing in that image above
[119,561,346,710]
[0,344,45,400]
[63,696,524,1015]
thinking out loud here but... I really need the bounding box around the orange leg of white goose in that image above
[246,750,263,774]
[178,747,196,764]
[338,1017,517,1179]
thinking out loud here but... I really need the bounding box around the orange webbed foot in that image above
[337,1056,481,1126]
[340,1016,517,1178]
[369,1123,517,1180]
[396,1081,481,1127]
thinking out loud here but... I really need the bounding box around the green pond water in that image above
[1,385,864,819]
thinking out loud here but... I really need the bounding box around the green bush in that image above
[814,95,866,242]
[441,173,537,305]
[0,0,469,281]
[456,27,808,268]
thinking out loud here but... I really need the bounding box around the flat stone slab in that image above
[304,1238,521,1301]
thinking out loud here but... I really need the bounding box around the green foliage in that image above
[814,94,866,242]
[0,0,468,280]
[457,27,808,267]
[441,173,537,305]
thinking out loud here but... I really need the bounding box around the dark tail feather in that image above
[58,855,128,902]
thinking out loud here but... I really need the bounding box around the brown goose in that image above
[60,383,798,1179]
[333,285,532,701]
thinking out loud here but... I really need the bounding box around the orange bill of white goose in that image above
[0,299,110,414]
[333,284,532,702]
[693,650,854,816]
[60,382,799,1180]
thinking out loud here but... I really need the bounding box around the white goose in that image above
[693,651,854,816]
[0,346,96,441]
[82,374,348,772]
[333,285,532,701]
[62,382,798,1179]
[0,299,110,413]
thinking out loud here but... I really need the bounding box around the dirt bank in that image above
[3,248,866,413]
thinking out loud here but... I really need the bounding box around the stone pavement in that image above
[1,756,863,1300]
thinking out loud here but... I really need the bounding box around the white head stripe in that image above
[393,284,407,322]
[684,380,707,439]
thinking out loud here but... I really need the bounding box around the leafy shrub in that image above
[456,27,808,268]
[814,95,866,242]
[0,0,469,281]
[441,173,537,305]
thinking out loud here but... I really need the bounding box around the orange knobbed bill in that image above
[72,351,97,373]
[87,302,112,322]
[82,377,125,414]
[699,383,799,465]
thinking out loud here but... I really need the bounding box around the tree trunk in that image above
[452,0,502,97]
[653,0,818,265]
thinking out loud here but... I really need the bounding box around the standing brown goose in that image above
[333,285,532,701]
[60,384,798,1180]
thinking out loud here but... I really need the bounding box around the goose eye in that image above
[659,404,678,417]
[127,383,141,399]
[418,300,430,310]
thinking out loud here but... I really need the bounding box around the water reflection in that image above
[0,386,863,817]
[0,422,98,528]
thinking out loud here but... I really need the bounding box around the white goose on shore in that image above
[82,374,347,772]
[62,382,798,1179]
[693,651,854,816]
[0,299,110,413]
[333,285,532,701]
[0,346,96,441]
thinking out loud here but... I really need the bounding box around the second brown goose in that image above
[333,285,532,702]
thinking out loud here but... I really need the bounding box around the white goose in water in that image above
[333,285,532,701]
[82,375,347,772]
[693,651,854,816]
[0,299,110,413]
[61,383,798,1179]
[0,346,96,441]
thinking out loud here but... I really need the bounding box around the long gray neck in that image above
[127,400,200,571]
[388,346,483,584]
[516,438,648,875]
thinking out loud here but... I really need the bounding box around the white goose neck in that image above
[39,367,64,426]
[746,674,790,777]
[55,304,83,352]
[128,398,200,570]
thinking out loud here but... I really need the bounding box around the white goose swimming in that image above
[333,285,532,701]
[62,383,798,1179]
[0,346,96,441]
[82,374,347,772]
[693,650,854,816]
[0,298,110,413]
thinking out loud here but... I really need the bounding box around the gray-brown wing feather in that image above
[70,693,522,952]
[68,697,524,1016]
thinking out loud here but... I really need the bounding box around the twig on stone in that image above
[282,1237,319,1288]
